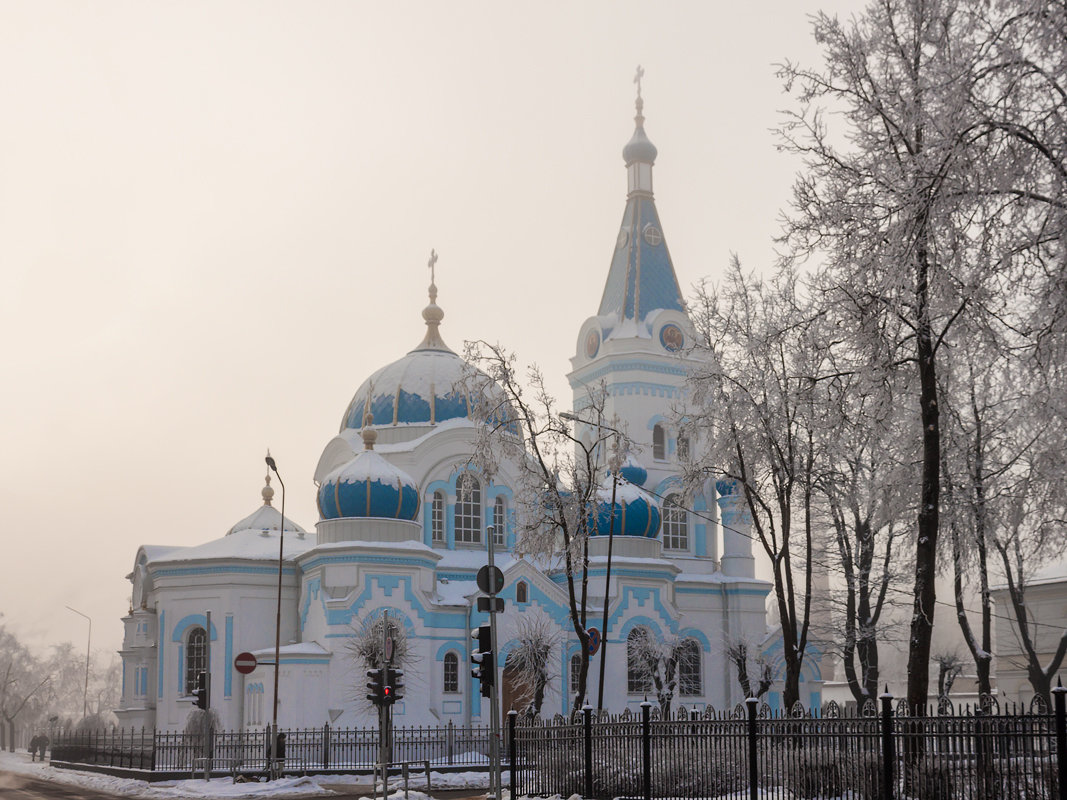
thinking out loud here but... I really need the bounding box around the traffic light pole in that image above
[487,526,502,800]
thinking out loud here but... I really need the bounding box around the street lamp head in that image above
[265,451,278,473]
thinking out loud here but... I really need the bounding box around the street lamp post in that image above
[64,606,91,719]
[560,411,623,713]
[265,451,286,780]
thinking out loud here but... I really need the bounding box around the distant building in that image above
[115,87,809,733]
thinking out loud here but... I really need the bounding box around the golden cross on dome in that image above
[428,248,438,285]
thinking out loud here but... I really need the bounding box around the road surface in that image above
[0,770,126,799]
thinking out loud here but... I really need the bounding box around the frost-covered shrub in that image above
[906,763,955,800]
[784,752,882,799]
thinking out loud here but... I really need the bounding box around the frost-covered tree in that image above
[686,260,824,712]
[346,614,415,710]
[461,340,630,711]
[726,639,773,702]
[502,612,561,716]
[0,626,50,751]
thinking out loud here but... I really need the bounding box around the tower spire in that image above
[414,248,453,352]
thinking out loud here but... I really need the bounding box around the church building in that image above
[115,86,817,734]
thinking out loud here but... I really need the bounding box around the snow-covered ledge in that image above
[588,534,662,559]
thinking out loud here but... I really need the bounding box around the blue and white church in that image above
[116,89,821,734]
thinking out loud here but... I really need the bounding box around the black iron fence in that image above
[510,692,1067,799]
[51,720,493,774]
[49,690,1067,798]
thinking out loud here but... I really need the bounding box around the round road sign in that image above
[234,652,258,674]
[477,565,505,595]
[587,627,601,655]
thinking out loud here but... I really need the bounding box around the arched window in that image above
[516,580,529,604]
[455,475,482,544]
[185,627,207,695]
[652,424,666,461]
[431,491,446,544]
[443,652,459,693]
[627,628,654,694]
[677,639,702,696]
[493,496,507,546]
[570,652,584,694]
[662,494,688,551]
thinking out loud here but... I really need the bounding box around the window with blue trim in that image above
[570,652,583,694]
[627,628,654,694]
[663,494,688,551]
[455,476,482,544]
[431,491,446,544]
[492,497,506,546]
[678,639,701,696]
[443,652,459,693]
[652,424,666,461]
[185,627,207,695]
[516,580,528,604]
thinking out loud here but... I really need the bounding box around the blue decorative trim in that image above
[678,627,712,652]
[435,642,465,662]
[171,614,219,643]
[154,565,297,578]
[301,578,322,632]
[572,359,687,386]
[225,616,234,698]
[323,574,469,629]
[301,553,439,571]
[158,611,165,699]
[606,586,679,636]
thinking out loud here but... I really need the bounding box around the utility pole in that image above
[486,525,502,800]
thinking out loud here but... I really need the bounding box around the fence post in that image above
[880,689,895,800]
[1053,681,1067,800]
[323,723,330,770]
[583,704,593,800]
[975,703,988,798]
[447,719,454,765]
[641,701,652,800]
[507,710,517,800]
[746,697,758,800]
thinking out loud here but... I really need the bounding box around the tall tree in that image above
[779,0,987,711]
[687,259,824,711]
[461,341,629,711]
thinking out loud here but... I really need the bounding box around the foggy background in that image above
[0,0,863,659]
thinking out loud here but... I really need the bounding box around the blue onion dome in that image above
[318,422,420,521]
[618,455,648,488]
[589,480,661,538]
[339,264,506,431]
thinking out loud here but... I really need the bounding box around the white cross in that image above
[428,248,438,284]
[634,65,644,99]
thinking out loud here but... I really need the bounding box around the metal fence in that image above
[51,720,493,774]
[509,692,1067,799]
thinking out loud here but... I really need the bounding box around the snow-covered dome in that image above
[339,265,505,431]
[618,455,648,487]
[588,480,661,538]
[623,124,657,165]
[227,475,308,536]
[318,426,420,521]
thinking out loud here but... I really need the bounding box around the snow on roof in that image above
[147,528,317,566]
[674,571,773,586]
[587,553,680,573]
[227,503,306,536]
[435,549,516,573]
[251,641,331,658]
[435,579,478,606]
[336,415,477,455]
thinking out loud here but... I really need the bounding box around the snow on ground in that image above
[0,749,490,799]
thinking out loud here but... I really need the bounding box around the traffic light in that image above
[471,623,494,698]
[366,668,385,706]
[385,667,405,704]
[192,671,209,710]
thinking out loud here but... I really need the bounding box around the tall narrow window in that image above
[516,581,529,604]
[455,475,482,544]
[652,424,666,461]
[662,494,688,551]
[493,496,507,546]
[678,639,702,696]
[185,627,207,695]
[443,652,459,693]
[627,628,654,694]
[431,491,446,544]
[570,652,584,694]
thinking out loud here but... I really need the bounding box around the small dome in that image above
[227,476,307,536]
[318,445,420,522]
[588,480,661,538]
[618,456,647,487]
[623,124,657,165]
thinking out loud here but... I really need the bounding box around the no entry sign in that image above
[234,652,258,674]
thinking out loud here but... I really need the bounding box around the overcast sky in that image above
[0,0,866,659]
